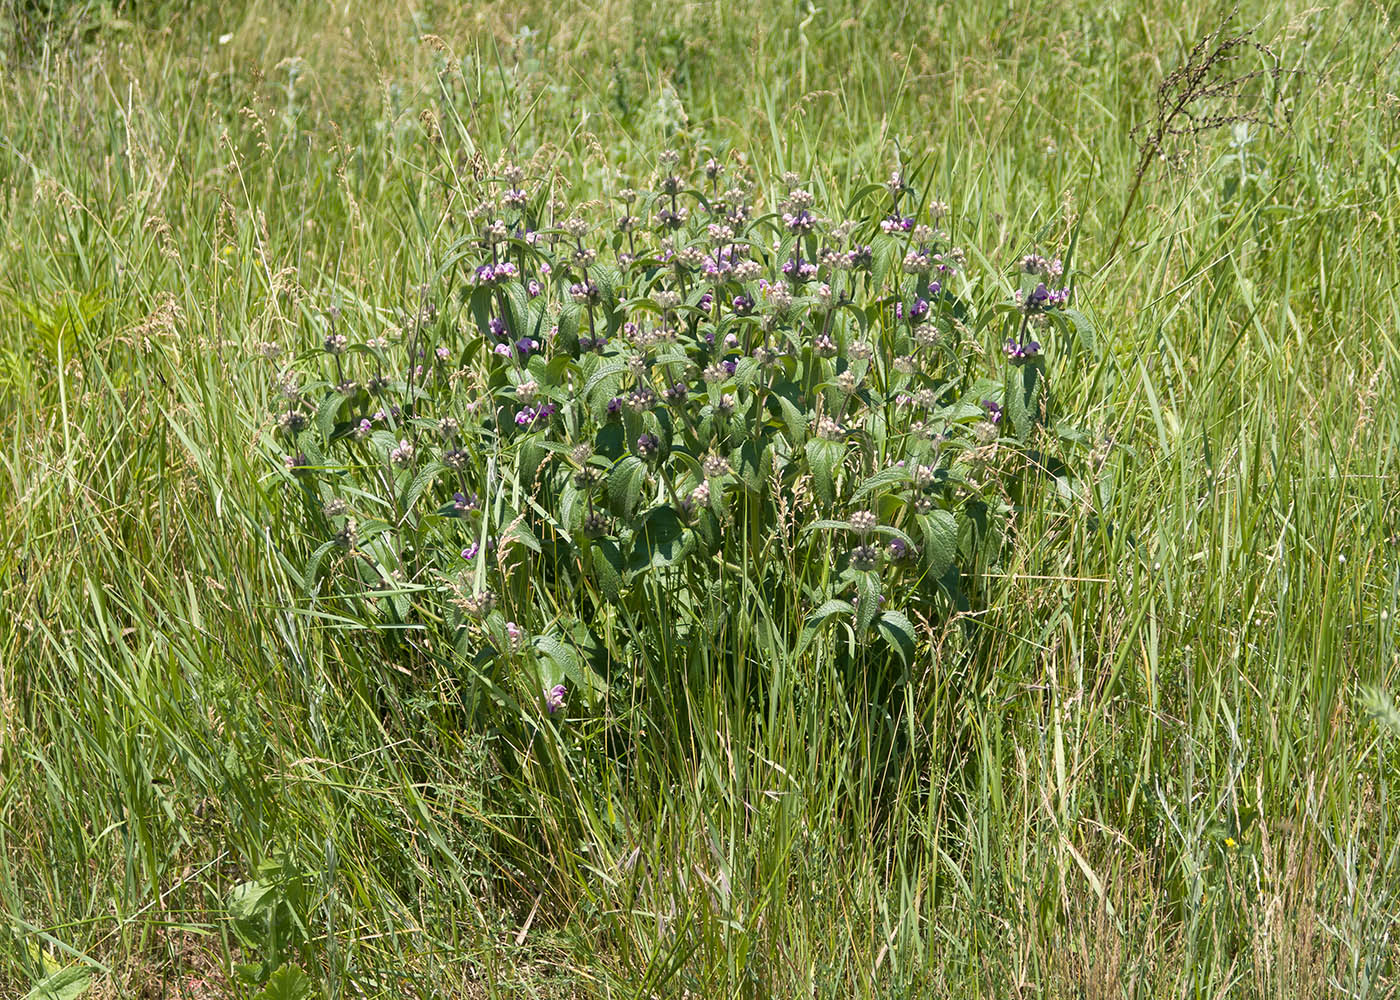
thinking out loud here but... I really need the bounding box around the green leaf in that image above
[855,572,881,633]
[802,518,856,535]
[27,967,91,1000]
[871,524,919,551]
[588,264,618,302]
[227,879,276,948]
[629,506,690,571]
[1060,308,1097,353]
[501,520,542,555]
[732,438,769,493]
[556,301,583,350]
[535,632,608,700]
[607,456,648,519]
[314,392,347,439]
[877,610,916,665]
[805,599,853,627]
[534,632,580,681]
[805,438,844,505]
[851,466,910,501]
[302,540,339,594]
[842,182,891,215]
[733,356,762,389]
[1006,364,1043,441]
[796,599,854,655]
[504,281,535,337]
[228,879,275,922]
[917,510,958,579]
[594,420,625,460]
[870,234,901,291]
[469,286,494,335]
[403,460,446,514]
[589,539,625,604]
[769,386,808,442]
[253,963,312,1000]
[558,481,584,536]
[581,361,628,400]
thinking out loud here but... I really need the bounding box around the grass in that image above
[2,0,1399,996]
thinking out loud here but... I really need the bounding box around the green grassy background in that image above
[2,0,1399,996]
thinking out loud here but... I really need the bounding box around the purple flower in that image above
[389,439,414,466]
[783,209,816,234]
[635,432,660,459]
[1018,282,1069,313]
[703,245,743,277]
[569,280,600,304]
[780,257,818,282]
[515,401,555,427]
[488,316,507,339]
[606,396,623,416]
[733,294,752,314]
[895,297,929,321]
[545,683,567,714]
[527,279,542,297]
[982,400,1003,424]
[462,535,493,560]
[1005,339,1041,364]
[656,207,686,230]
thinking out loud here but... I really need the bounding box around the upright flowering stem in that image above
[403,280,429,439]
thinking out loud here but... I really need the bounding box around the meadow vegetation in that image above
[2,1,1399,997]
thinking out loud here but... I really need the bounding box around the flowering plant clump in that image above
[263,153,1095,709]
